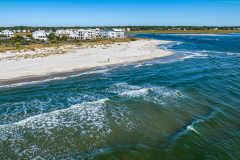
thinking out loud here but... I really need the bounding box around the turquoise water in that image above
[1,33,240,159]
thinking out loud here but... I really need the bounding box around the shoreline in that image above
[0,39,174,86]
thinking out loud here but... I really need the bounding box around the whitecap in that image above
[133,64,143,68]
[120,88,149,97]
[187,124,199,134]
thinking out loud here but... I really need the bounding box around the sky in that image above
[1,0,240,27]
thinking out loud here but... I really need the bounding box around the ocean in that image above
[1,33,240,159]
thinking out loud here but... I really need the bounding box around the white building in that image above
[89,28,100,37]
[127,28,131,31]
[1,30,14,37]
[75,29,96,40]
[55,29,76,38]
[21,35,31,41]
[45,30,53,36]
[113,28,125,38]
[100,28,125,38]
[16,30,21,33]
[22,30,27,33]
[32,31,47,40]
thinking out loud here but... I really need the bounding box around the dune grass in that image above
[14,33,33,36]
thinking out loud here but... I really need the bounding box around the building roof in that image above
[33,31,46,34]
[2,30,13,32]
[100,29,114,32]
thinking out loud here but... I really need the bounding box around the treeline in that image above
[1,26,240,32]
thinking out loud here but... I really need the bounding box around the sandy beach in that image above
[0,39,173,84]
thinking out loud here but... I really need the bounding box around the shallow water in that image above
[1,33,240,159]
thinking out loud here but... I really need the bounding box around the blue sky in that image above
[1,0,240,27]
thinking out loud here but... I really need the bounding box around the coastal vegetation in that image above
[0,37,141,58]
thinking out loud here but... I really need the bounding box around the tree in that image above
[61,36,68,41]
[47,33,55,41]
[20,39,30,45]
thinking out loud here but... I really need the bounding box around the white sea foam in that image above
[227,53,238,56]
[120,88,149,97]
[133,64,143,68]
[83,68,111,74]
[180,52,208,60]
[0,77,67,88]
[187,124,199,134]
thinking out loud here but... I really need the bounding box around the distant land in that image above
[1,26,240,33]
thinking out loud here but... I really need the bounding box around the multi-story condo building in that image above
[99,28,125,38]
[55,29,76,38]
[74,29,97,40]
[32,31,47,40]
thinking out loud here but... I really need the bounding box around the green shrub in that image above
[129,38,137,41]
[16,44,20,49]
[0,42,2,45]
[51,40,56,43]
[20,39,30,45]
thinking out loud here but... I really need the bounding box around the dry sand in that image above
[0,39,173,83]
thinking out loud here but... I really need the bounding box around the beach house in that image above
[1,30,14,37]
[32,31,47,41]
[55,29,76,38]
[100,28,125,38]
[113,28,125,38]
[100,29,116,38]
[74,29,96,40]
[45,30,53,36]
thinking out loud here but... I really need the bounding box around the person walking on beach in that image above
[108,58,110,62]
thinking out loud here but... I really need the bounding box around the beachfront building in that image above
[1,30,14,37]
[113,28,125,38]
[32,31,47,41]
[100,28,125,38]
[100,29,116,38]
[74,29,96,40]
[45,30,53,36]
[89,28,100,37]
[16,30,21,33]
[22,30,27,33]
[21,35,31,41]
[55,29,76,38]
